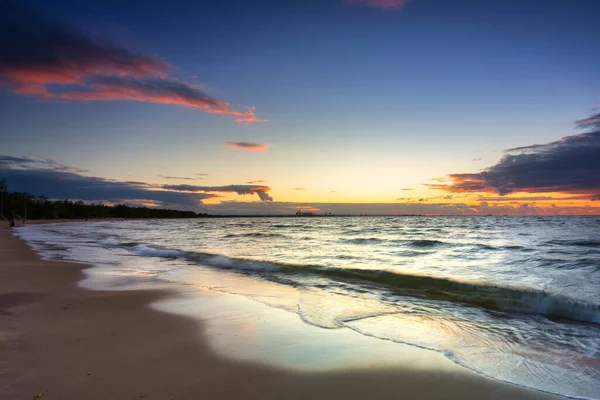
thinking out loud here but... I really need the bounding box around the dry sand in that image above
[0,222,560,400]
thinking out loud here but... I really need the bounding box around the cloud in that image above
[0,156,40,165]
[161,184,273,202]
[427,173,491,193]
[472,157,482,162]
[159,175,203,181]
[0,155,88,173]
[0,1,263,123]
[1,169,214,209]
[294,188,306,191]
[224,142,270,151]
[344,0,411,10]
[401,188,413,191]
[0,155,273,208]
[576,114,600,128]
[477,195,556,202]
[429,113,600,200]
[247,180,266,184]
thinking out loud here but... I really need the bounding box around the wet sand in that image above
[0,223,560,400]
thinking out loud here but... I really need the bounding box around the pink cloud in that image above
[224,142,270,151]
[0,2,264,124]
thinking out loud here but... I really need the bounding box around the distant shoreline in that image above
[6,214,599,223]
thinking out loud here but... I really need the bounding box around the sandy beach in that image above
[0,223,561,400]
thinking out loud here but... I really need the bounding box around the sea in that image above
[15,216,600,399]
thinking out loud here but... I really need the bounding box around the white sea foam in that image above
[133,245,181,258]
[100,239,120,247]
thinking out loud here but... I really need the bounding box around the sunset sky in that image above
[1,0,599,215]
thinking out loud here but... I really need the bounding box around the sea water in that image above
[15,216,600,399]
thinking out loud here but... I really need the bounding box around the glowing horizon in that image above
[1,0,599,215]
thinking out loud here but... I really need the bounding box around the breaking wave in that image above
[101,241,600,324]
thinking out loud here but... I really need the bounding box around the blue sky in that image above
[1,0,599,214]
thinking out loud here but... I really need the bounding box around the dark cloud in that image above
[0,156,38,165]
[0,155,273,208]
[429,114,600,199]
[0,1,262,123]
[576,114,600,128]
[0,168,213,209]
[162,184,273,202]
[0,1,168,89]
[0,155,88,173]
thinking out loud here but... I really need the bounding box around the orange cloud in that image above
[162,184,273,202]
[344,0,411,10]
[224,142,270,151]
[426,173,494,193]
[0,2,263,124]
[429,113,600,200]
[247,180,266,184]
[49,76,264,123]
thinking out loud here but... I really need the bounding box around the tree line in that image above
[0,178,208,220]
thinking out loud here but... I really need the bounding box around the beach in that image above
[0,221,565,400]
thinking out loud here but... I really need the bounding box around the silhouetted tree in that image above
[0,177,209,220]
[0,177,6,219]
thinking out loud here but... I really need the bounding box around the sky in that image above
[1,0,600,215]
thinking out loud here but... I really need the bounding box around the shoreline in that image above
[0,224,561,400]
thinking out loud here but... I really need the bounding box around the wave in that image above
[502,245,527,250]
[101,240,600,324]
[203,255,280,272]
[223,232,286,238]
[468,244,528,251]
[546,239,600,248]
[100,239,120,247]
[409,239,446,247]
[134,245,181,258]
[270,224,308,229]
[305,268,600,324]
[472,243,497,251]
[342,237,384,244]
